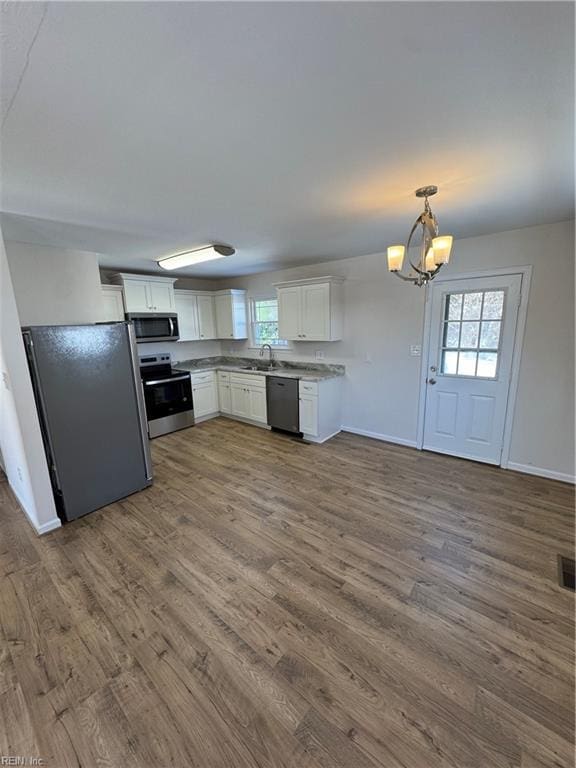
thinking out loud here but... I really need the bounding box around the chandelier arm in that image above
[406,215,427,275]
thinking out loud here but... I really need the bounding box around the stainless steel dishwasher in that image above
[266,376,301,435]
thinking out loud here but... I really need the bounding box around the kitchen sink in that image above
[241,364,276,372]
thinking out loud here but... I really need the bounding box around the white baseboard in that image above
[506,462,575,485]
[341,426,418,449]
[36,517,62,535]
[9,483,62,535]
[304,428,342,444]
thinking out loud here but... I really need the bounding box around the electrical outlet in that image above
[315,350,325,360]
[17,467,23,482]
[410,344,421,357]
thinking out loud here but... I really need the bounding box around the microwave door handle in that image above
[169,317,175,337]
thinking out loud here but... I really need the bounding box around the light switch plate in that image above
[410,345,421,356]
[315,350,325,360]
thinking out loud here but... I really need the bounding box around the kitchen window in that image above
[250,297,290,348]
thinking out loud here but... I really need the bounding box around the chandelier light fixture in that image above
[387,185,453,287]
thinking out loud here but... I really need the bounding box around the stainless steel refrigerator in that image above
[22,322,153,522]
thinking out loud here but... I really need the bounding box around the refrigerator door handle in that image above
[22,330,64,495]
[126,323,154,481]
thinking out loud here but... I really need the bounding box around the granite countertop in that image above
[175,356,345,382]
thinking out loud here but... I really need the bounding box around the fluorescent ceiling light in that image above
[158,244,235,270]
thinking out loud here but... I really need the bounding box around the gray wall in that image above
[4,219,574,481]
[220,220,575,480]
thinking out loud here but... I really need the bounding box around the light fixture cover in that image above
[387,245,405,272]
[431,235,453,265]
[425,248,436,272]
[158,244,235,270]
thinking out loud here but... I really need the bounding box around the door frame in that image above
[416,265,533,468]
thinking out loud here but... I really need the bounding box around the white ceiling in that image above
[1,1,573,277]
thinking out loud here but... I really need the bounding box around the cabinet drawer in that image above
[299,381,318,396]
[230,373,266,388]
[191,371,215,385]
[217,371,231,383]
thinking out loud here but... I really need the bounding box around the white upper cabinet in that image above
[277,286,301,339]
[100,285,125,321]
[214,290,247,339]
[197,294,217,339]
[275,277,344,341]
[148,280,176,312]
[110,274,176,313]
[174,290,217,340]
[174,291,200,341]
[123,280,149,313]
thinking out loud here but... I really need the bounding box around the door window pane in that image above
[444,322,460,348]
[440,288,505,378]
[457,351,477,376]
[460,321,480,348]
[480,321,501,349]
[482,291,504,319]
[477,352,498,377]
[446,293,463,320]
[441,350,458,374]
[462,292,482,320]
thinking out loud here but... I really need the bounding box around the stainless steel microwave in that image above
[126,313,179,343]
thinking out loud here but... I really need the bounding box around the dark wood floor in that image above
[1,418,574,768]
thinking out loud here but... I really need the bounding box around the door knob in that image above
[428,378,437,385]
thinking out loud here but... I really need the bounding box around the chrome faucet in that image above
[260,344,275,369]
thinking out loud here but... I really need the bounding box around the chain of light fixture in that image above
[387,186,453,286]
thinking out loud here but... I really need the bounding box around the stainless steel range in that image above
[139,352,194,438]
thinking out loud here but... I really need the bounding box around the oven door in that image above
[142,374,193,421]
[127,314,179,342]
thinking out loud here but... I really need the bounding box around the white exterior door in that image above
[422,274,522,465]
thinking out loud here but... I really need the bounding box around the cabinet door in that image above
[277,286,301,340]
[248,386,267,424]
[197,295,217,339]
[231,383,249,418]
[193,383,217,418]
[218,382,232,414]
[301,283,330,340]
[101,287,125,321]
[123,280,151,312]
[148,281,175,312]
[174,294,199,341]
[215,294,233,339]
[299,394,318,436]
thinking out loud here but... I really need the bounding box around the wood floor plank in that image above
[0,421,573,767]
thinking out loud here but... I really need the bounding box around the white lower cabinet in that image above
[299,378,342,442]
[190,368,342,442]
[299,393,319,437]
[229,373,267,424]
[248,387,267,423]
[217,372,232,414]
[191,372,218,419]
